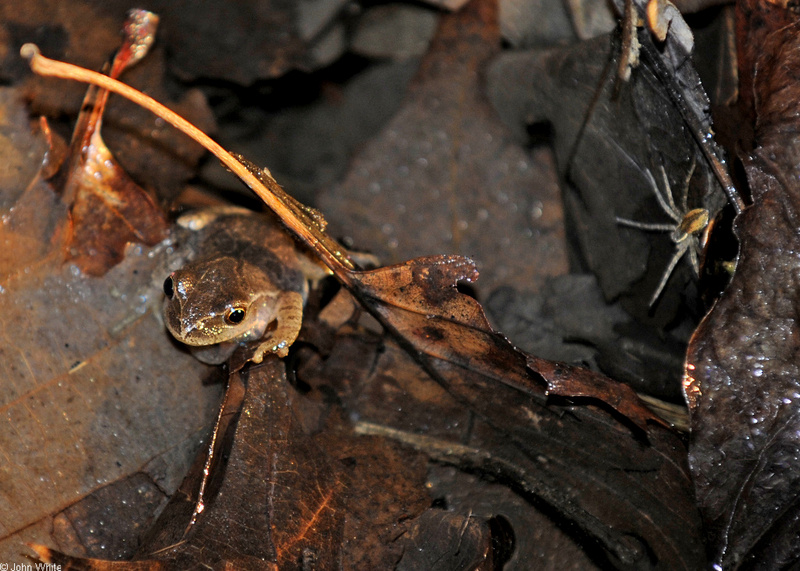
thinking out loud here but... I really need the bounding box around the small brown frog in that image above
[163,207,328,364]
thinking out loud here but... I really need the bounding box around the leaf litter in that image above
[8,0,795,569]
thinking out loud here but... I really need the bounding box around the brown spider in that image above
[616,163,710,307]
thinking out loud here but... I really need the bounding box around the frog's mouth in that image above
[164,305,248,347]
[171,319,227,346]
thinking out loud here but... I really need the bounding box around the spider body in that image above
[616,163,710,307]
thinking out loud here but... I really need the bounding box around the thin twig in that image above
[20,43,354,275]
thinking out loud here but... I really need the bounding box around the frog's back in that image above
[195,210,306,293]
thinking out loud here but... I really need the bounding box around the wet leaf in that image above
[685,8,800,568]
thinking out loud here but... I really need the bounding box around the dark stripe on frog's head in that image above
[197,237,304,293]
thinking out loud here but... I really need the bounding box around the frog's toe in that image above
[250,339,289,362]
[268,338,290,358]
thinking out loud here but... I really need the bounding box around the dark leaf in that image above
[396,510,493,570]
[685,9,800,568]
[425,466,596,569]
[0,0,340,87]
[733,0,796,138]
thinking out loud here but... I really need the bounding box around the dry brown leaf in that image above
[53,10,167,276]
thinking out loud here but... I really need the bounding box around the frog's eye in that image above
[163,276,174,298]
[225,307,246,325]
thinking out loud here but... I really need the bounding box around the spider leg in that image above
[679,158,697,213]
[616,217,675,232]
[687,237,700,275]
[654,166,682,223]
[618,161,707,306]
[649,240,690,307]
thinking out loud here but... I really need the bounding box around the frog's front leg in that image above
[250,291,305,363]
